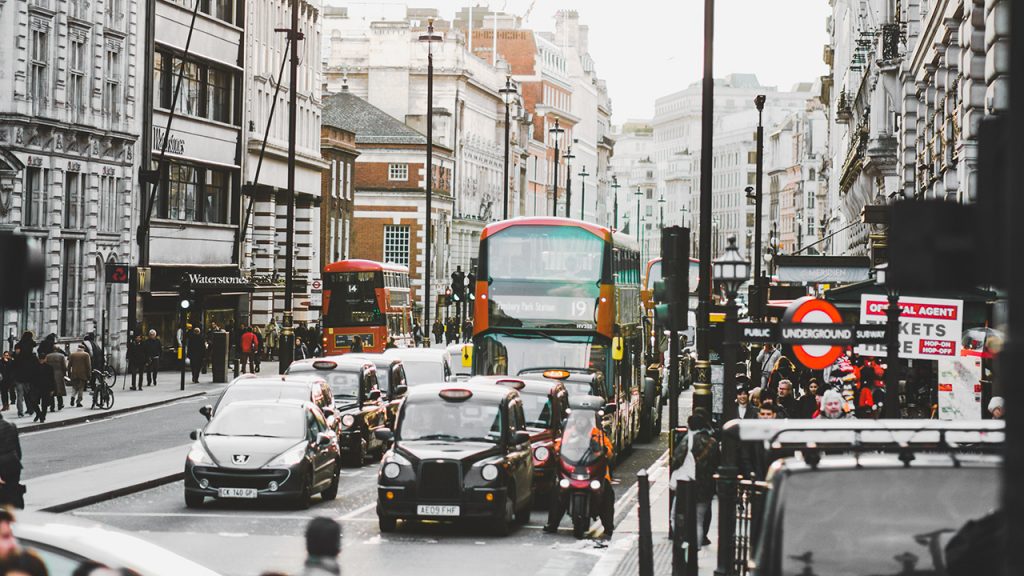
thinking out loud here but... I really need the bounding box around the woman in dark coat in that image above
[31,353,55,423]
[11,333,37,417]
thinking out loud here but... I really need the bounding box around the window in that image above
[207,67,232,123]
[24,168,49,228]
[23,238,46,334]
[383,225,410,266]
[104,43,122,120]
[60,239,84,337]
[159,161,230,224]
[64,171,86,229]
[68,31,88,117]
[153,51,164,109]
[388,163,408,182]
[100,175,118,232]
[29,23,50,111]
[104,0,124,30]
[171,59,201,116]
[156,51,236,124]
[167,0,233,24]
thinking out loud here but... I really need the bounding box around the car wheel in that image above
[344,440,366,467]
[322,465,341,501]
[294,473,313,510]
[184,492,204,508]
[492,487,515,536]
[379,515,397,533]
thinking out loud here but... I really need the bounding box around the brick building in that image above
[322,89,454,320]
[320,125,359,269]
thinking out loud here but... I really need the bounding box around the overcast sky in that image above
[333,1,832,123]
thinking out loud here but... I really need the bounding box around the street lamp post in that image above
[419,20,442,345]
[578,166,590,221]
[713,235,750,576]
[611,176,621,230]
[278,0,302,373]
[563,147,575,218]
[876,264,902,419]
[634,186,643,243]
[695,0,717,415]
[500,76,518,220]
[549,118,564,217]
[753,94,766,319]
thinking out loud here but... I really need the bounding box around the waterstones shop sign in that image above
[182,273,253,292]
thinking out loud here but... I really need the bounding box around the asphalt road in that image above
[21,386,225,479]
[70,415,671,576]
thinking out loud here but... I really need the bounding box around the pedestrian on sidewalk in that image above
[127,334,145,391]
[0,351,13,412]
[83,332,105,389]
[756,343,781,388]
[240,327,258,374]
[816,389,854,420]
[187,328,207,384]
[144,330,162,387]
[0,414,22,509]
[796,378,821,419]
[462,319,472,343]
[44,348,67,412]
[10,334,36,418]
[412,320,423,348]
[253,326,264,373]
[300,517,342,576]
[294,337,309,361]
[264,318,279,361]
[31,354,54,423]
[432,319,443,345]
[68,344,91,408]
[0,509,17,558]
[674,411,718,549]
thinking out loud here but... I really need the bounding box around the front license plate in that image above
[417,504,460,516]
[218,488,258,499]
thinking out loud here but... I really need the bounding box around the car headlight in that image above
[341,414,356,428]
[481,464,499,481]
[533,446,551,462]
[265,443,307,468]
[382,462,402,479]
[590,480,602,491]
[187,442,214,466]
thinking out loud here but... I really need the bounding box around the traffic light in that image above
[451,266,466,301]
[467,272,476,300]
[654,226,689,332]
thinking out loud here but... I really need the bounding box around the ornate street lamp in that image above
[548,118,564,217]
[563,146,575,218]
[712,234,749,576]
[611,175,621,230]
[499,75,518,220]
[577,165,590,221]
[418,20,443,344]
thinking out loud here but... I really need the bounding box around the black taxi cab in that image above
[347,353,409,429]
[286,356,391,466]
[374,383,534,536]
[469,375,568,502]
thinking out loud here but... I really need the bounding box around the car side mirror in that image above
[374,428,394,442]
[368,389,382,402]
[513,430,531,446]
[394,384,408,397]
[199,405,213,421]
[316,433,332,448]
[189,429,201,441]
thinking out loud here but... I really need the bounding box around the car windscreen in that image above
[205,404,305,439]
[322,372,360,400]
[776,466,999,576]
[398,398,501,443]
[402,360,443,385]
[521,391,552,428]
[219,385,307,408]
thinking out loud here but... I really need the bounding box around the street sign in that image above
[778,324,855,345]
[855,295,963,360]
[310,277,323,307]
[738,323,776,342]
[105,263,131,284]
[782,297,845,370]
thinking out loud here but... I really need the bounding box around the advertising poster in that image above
[937,357,982,420]
[856,295,963,360]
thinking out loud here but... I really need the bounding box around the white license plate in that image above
[218,488,258,499]
[417,504,460,517]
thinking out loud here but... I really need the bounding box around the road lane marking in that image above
[337,500,377,521]
[72,511,315,521]
[23,396,212,436]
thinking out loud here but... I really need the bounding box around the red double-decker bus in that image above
[472,217,660,454]
[321,259,413,355]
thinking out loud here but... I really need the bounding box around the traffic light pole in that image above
[694,0,716,415]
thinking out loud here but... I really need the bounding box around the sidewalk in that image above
[589,390,724,576]
[14,361,277,433]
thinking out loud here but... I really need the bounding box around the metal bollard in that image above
[638,470,653,576]
[673,479,696,576]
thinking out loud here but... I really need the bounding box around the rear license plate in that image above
[218,488,258,499]
[417,504,460,516]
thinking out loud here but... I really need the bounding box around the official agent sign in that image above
[856,295,963,360]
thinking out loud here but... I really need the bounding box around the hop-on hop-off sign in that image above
[856,295,963,360]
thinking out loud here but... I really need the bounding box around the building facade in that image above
[0,0,139,359]
[320,124,358,269]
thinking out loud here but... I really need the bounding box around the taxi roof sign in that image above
[542,369,571,380]
[439,388,473,402]
[496,379,526,390]
[312,360,338,370]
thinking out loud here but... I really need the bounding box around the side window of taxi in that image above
[306,411,320,439]
[311,409,328,434]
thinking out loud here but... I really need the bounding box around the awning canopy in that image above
[824,280,997,325]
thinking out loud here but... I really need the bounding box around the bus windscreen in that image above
[323,271,384,326]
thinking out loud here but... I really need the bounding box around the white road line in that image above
[72,511,314,521]
[23,396,210,436]
[337,500,377,521]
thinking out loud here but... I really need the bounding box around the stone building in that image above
[0,0,139,359]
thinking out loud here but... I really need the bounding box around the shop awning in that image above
[824,280,997,325]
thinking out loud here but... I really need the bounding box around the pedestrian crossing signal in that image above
[105,263,131,284]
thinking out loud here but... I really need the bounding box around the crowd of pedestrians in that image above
[425,317,473,347]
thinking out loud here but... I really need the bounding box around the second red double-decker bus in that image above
[321,259,413,354]
[472,217,660,454]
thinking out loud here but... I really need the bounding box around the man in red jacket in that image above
[240,327,259,374]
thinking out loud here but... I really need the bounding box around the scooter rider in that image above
[543,410,615,536]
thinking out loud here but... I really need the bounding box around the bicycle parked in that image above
[91,369,114,410]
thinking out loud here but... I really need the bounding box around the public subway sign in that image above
[856,295,963,360]
[782,297,846,370]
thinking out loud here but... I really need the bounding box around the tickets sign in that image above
[856,295,963,360]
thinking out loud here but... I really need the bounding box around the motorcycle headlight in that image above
[481,464,499,481]
[187,442,213,466]
[341,414,356,428]
[590,480,602,491]
[382,462,402,479]
[533,446,551,462]
[266,443,307,468]
[559,478,570,489]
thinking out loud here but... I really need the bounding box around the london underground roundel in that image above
[783,296,844,370]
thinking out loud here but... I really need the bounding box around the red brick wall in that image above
[350,210,425,302]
